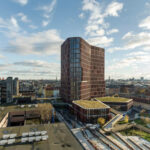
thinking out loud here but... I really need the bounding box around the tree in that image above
[97,117,105,126]
[143,117,150,124]
[37,103,54,123]
[124,115,129,123]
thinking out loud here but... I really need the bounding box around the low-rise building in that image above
[13,96,31,104]
[72,100,110,123]
[96,97,133,111]
[44,85,53,98]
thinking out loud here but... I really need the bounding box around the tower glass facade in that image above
[61,37,105,103]
[69,38,82,100]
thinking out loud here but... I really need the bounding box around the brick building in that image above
[72,100,110,123]
[61,37,105,102]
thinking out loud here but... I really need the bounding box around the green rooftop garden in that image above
[73,100,108,109]
[96,97,130,103]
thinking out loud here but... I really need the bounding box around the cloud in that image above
[80,0,123,47]
[107,51,150,79]
[0,16,20,32]
[145,2,150,7]
[122,32,133,39]
[6,29,63,56]
[42,21,49,27]
[0,16,63,56]
[13,60,57,68]
[88,36,113,47]
[108,31,150,53]
[107,29,119,35]
[38,0,57,27]
[139,16,150,30]
[105,1,123,17]
[17,13,30,23]
[79,13,84,19]
[10,17,19,29]
[39,0,57,16]
[0,54,4,58]
[29,25,38,29]
[13,0,28,6]
[0,60,60,79]
[143,45,150,51]
[123,32,150,49]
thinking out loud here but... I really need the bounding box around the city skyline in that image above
[0,0,150,79]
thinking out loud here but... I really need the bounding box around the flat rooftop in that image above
[96,97,132,103]
[73,100,109,109]
[0,123,83,150]
[0,104,52,122]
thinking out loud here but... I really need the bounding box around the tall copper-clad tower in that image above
[61,37,105,103]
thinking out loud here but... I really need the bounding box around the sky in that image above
[0,0,150,80]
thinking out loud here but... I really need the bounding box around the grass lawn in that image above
[121,128,150,142]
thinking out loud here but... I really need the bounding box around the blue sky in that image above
[0,0,150,79]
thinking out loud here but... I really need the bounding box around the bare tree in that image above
[37,103,53,123]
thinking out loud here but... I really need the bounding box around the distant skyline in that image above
[0,0,150,79]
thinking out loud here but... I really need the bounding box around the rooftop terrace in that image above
[73,100,109,109]
[96,97,131,103]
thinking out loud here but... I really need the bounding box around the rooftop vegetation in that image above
[73,100,108,109]
[96,97,130,103]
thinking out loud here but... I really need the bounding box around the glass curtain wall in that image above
[70,38,82,100]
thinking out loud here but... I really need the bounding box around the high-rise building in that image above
[6,77,13,103]
[0,77,19,104]
[0,81,6,104]
[13,77,19,95]
[61,37,105,103]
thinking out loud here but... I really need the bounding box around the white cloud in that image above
[29,25,37,29]
[107,51,150,79]
[139,16,150,30]
[88,36,113,47]
[107,29,119,35]
[113,52,150,68]
[7,29,63,56]
[0,60,60,79]
[124,32,150,49]
[38,0,57,27]
[17,13,30,23]
[13,60,60,69]
[0,16,20,32]
[105,1,123,17]
[108,31,150,53]
[107,47,123,53]
[13,0,28,6]
[80,0,123,47]
[0,54,4,58]
[42,21,49,27]
[10,17,19,29]
[0,16,63,56]
[39,0,57,16]
[145,2,150,7]
[143,45,150,51]
[122,32,133,39]
[79,13,84,19]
